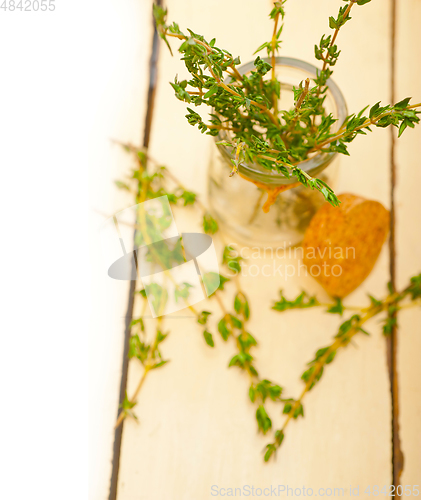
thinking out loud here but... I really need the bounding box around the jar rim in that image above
[215,56,348,186]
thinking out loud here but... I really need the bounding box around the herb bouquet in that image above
[153,0,420,245]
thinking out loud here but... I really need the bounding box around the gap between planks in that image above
[387,0,404,487]
[108,2,162,499]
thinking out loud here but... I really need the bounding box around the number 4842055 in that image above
[0,0,55,11]
[364,485,420,496]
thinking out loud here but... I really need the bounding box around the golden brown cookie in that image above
[302,193,390,297]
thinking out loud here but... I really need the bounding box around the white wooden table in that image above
[90,1,421,498]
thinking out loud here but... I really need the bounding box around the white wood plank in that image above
[117,1,394,498]
[88,1,154,499]
[395,0,421,486]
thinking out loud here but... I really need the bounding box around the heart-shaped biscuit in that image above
[302,193,390,297]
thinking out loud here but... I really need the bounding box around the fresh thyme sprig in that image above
[113,154,277,432]
[264,276,421,461]
[116,311,168,428]
[313,0,359,98]
[113,142,259,427]
[199,247,284,436]
[154,1,421,209]
[254,1,286,115]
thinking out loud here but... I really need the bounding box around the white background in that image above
[0,1,143,498]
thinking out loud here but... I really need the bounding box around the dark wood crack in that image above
[387,0,404,487]
[108,2,162,499]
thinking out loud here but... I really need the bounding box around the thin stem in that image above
[286,78,310,135]
[164,32,280,126]
[207,124,241,132]
[228,64,243,81]
[205,59,280,127]
[295,79,311,112]
[271,9,280,114]
[166,32,212,54]
[311,0,357,131]
[271,306,379,447]
[113,140,249,327]
[256,154,314,184]
[115,368,149,428]
[115,317,163,428]
[310,103,421,152]
[315,0,357,98]
[406,102,421,110]
[267,287,417,455]
[318,302,369,312]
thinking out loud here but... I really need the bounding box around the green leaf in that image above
[394,97,411,110]
[203,330,215,347]
[369,101,381,119]
[114,180,130,190]
[358,326,370,336]
[121,392,136,410]
[229,315,243,330]
[368,294,382,307]
[268,384,282,401]
[327,297,345,316]
[222,245,242,273]
[234,295,242,314]
[243,300,250,320]
[293,403,304,419]
[203,213,218,234]
[130,317,144,330]
[398,120,407,138]
[204,85,219,99]
[174,282,193,303]
[274,429,284,446]
[256,405,272,434]
[253,41,269,55]
[228,351,253,368]
[128,334,149,362]
[202,272,228,296]
[144,283,168,316]
[197,310,211,325]
[152,360,169,369]
[315,347,329,360]
[283,402,292,414]
[264,444,276,462]
[180,190,196,206]
[156,330,168,344]
[329,16,339,30]
[249,384,256,403]
[238,331,257,351]
[325,351,336,364]
[273,290,319,312]
[218,318,231,341]
[248,365,259,377]
[408,273,421,300]
[254,56,272,76]
[228,354,240,367]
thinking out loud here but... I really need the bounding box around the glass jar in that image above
[208,57,348,248]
